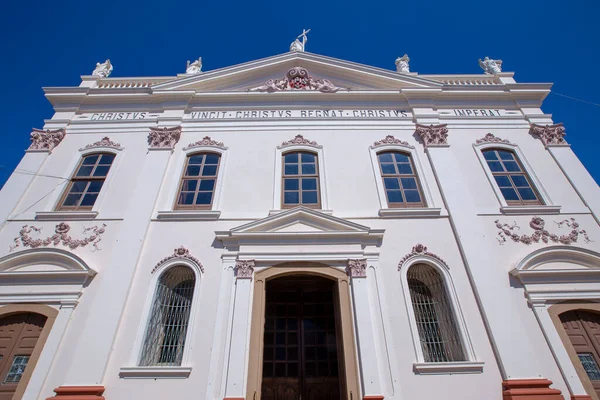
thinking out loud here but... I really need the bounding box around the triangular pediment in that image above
[153,52,442,93]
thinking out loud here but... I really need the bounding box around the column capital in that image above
[27,128,66,153]
[530,123,569,148]
[148,126,182,150]
[415,123,449,147]
[235,259,255,279]
[346,259,367,278]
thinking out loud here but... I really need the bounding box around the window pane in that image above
[284,165,299,175]
[497,151,515,161]
[405,190,422,203]
[494,175,511,187]
[487,161,503,172]
[76,166,93,177]
[88,180,104,192]
[186,165,200,176]
[63,193,81,206]
[302,164,316,175]
[510,175,530,187]
[483,151,498,161]
[578,353,600,380]
[70,180,89,193]
[284,179,299,190]
[181,180,198,191]
[3,355,30,383]
[394,153,409,162]
[378,153,393,162]
[178,192,195,205]
[301,153,315,162]
[205,154,219,164]
[93,165,110,177]
[284,192,299,204]
[302,178,317,190]
[199,179,215,191]
[401,177,417,189]
[202,165,217,176]
[397,163,414,174]
[500,187,519,201]
[99,154,115,164]
[80,193,98,206]
[284,153,298,163]
[387,190,404,203]
[380,163,396,174]
[82,155,99,165]
[518,187,538,201]
[189,155,204,164]
[384,177,400,190]
[196,192,213,204]
[503,161,520,172]
[302,191,318,204]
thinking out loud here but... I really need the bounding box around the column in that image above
[46,126,181,399]
[417,124,564,400]
[347,259,383,400]
[0,128,65,228]
[223,260,255,400]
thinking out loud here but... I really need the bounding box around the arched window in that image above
[377,152,425,207]
[176,153,221,209]
[407,264,465,362]
[140,266,196,366]
[58,153,115,210]
[482,149,541,205]
[282,151,320,208]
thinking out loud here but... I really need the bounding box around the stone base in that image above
[570,396,593,400]
[364,396,385,400]
[502,379,564,400]
[46,386,105,400]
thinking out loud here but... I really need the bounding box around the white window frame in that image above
[369,144,440,217]
[273,144,329,211]
[157,145,228,220]
[121,257,203,379]
[399,255,483,374]
[38,146,123,220]
[473,142,560,215]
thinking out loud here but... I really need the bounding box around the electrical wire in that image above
[550,91,600,108]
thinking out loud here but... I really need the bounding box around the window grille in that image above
[139,266,196,366]
[58,153,115,210]
[377,152,425,207]
[482,149,541,205]
[3,355,29,383]
[282,151,320,208]
[176,153,221,209]
[407,264,465,362]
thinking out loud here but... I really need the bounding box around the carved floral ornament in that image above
[10,222,106,252]
[28,128,66,153]
[415,124,449,147]
[371,135,412,149]
[249,66,344,93]
[346,259,367,278]
[79,137,123,151]
[148,126,182,150]
[397,244,449,270]
[530,123,568,147]
[235,259,255,279]
[151,246,204,274]
[278,134,322,149]
[183,136,228,151]
[475,133,513,145]
[495,216,591,245]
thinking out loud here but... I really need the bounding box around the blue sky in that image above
[1,0,598,187]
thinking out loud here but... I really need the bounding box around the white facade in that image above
[0,51,599,400]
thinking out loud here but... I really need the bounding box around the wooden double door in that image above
[261,276,342,400]
[560,310,600,398]
[0,313,47,400]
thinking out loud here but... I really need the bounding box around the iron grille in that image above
[407,264,465,362]
[139,266,196,366]
[578,353,600,380]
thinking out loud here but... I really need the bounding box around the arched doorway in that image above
[0,312,47,400]
[560,310,600,398]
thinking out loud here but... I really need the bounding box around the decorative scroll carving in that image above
[183,136,228,151]
[28,128,66,153]
[495,217,591,245]
[79,136,123,151]
[346,259,367,278]
[415,124,449,147]
[278,134,322,149]
[151,246,204,274]
[371,135,412,149]
[148,126,181,149]
[530,123,568,147]
[249,66,343,93]
[235,260,255,279]
[398,244,449,270]
[475,133,513,145]
[10,222,106,252]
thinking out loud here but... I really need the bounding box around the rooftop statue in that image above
[92,59,113,78]
[290,29,310,52]
[395,54,410,73]
[479,56,503,75]
[186,57,203,75]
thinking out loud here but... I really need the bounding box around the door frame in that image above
[246,265,360,400]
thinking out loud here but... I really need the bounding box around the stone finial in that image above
[92,59,113,78]
[186,58,202,75]
[415,124,449,147]
[183,136,227,151]
[79,137,123,151]
[148,126,182,150]
[235,260,255,279]
[346,259,367,278]
[478,57,502,75]
[28,128,66,153]
[395,54,410,73]
[475,133,513,145]
[530,123,568,147]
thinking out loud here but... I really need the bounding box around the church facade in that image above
[1,46,600,400]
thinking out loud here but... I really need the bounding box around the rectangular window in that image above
[378,152,425,208]
[282,152,320,208]
[57,153,115,210]
[175,153,221,210]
